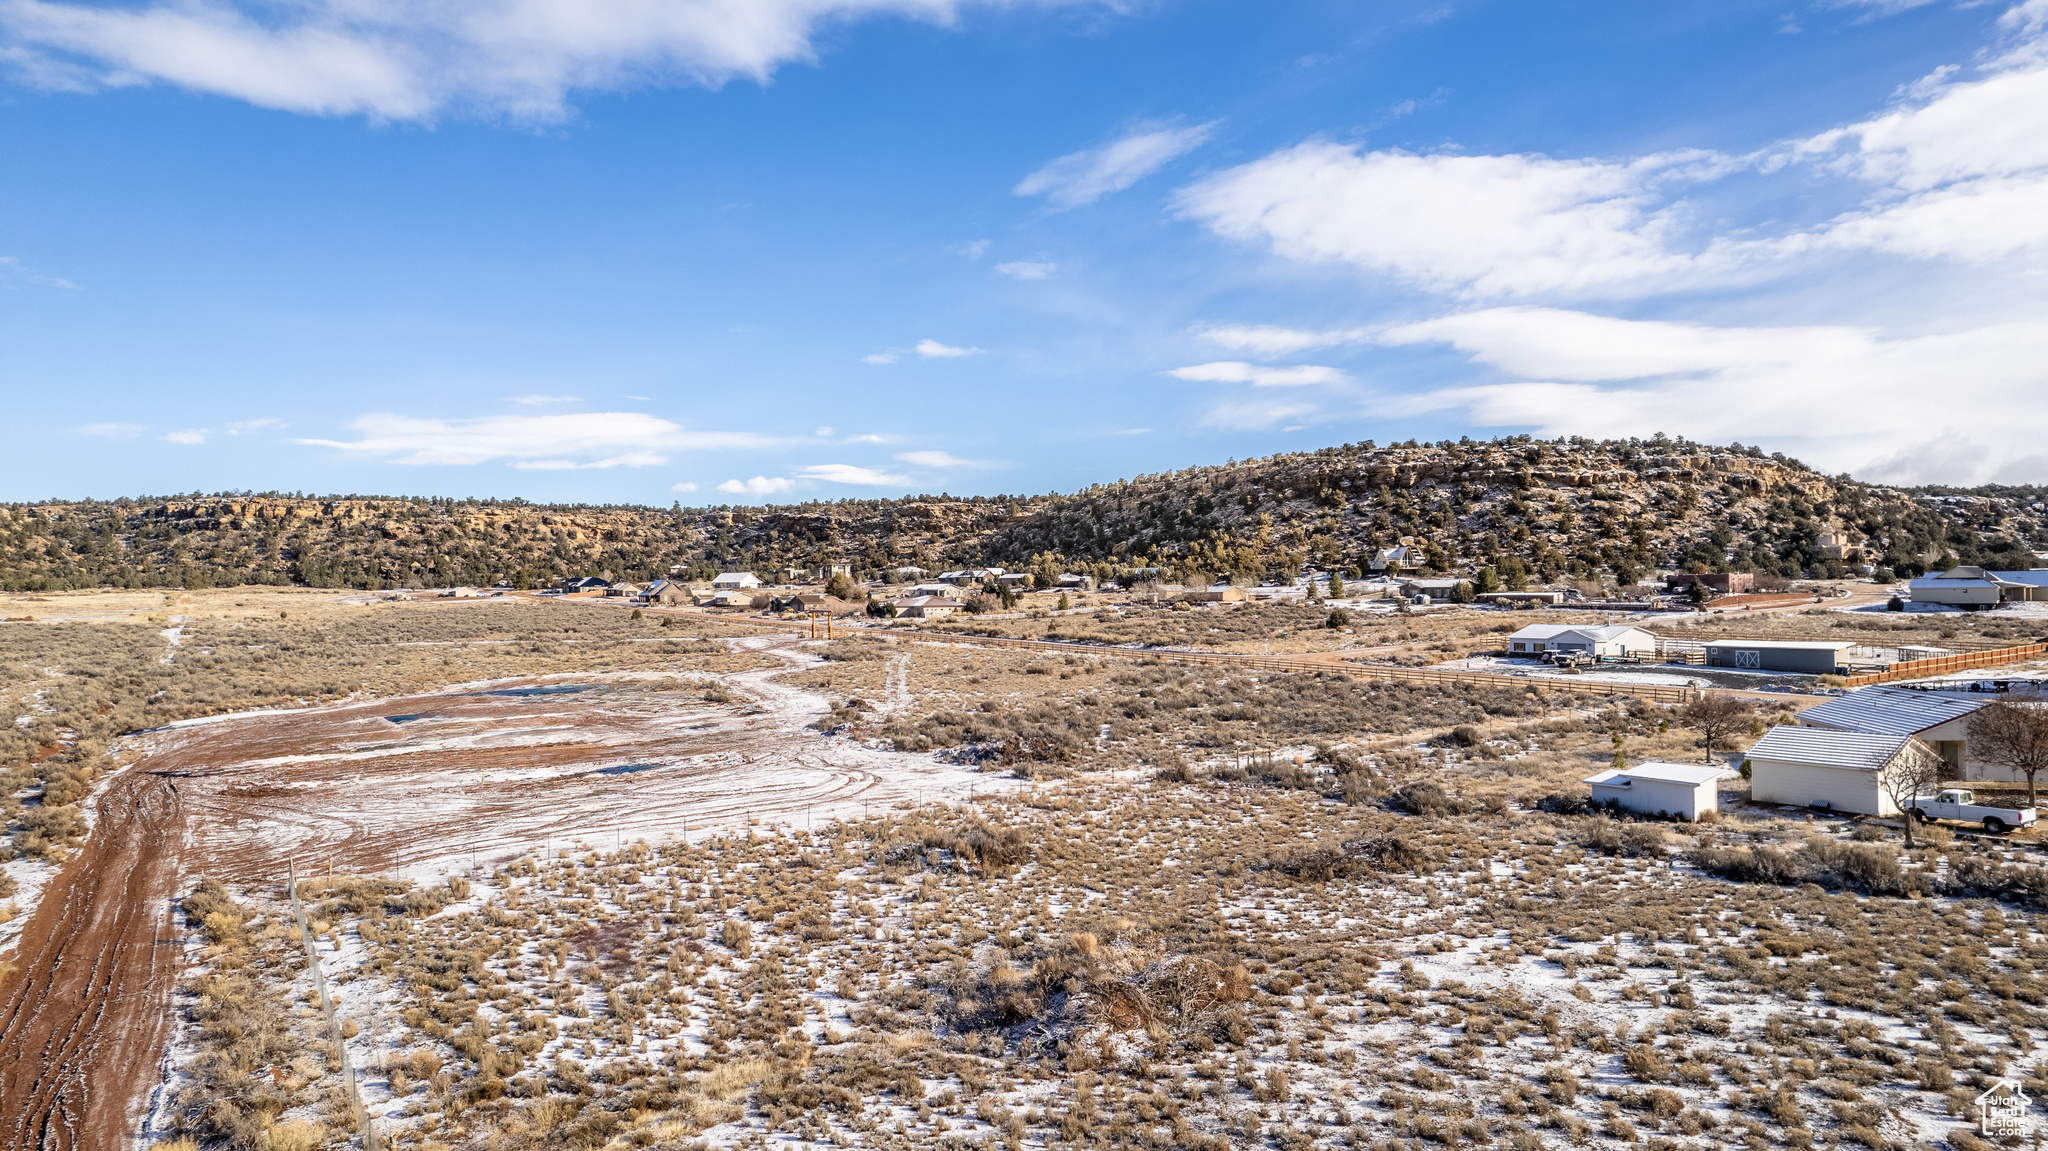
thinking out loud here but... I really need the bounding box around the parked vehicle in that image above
[1541,651,1593,668]
[1908,789,2040,833]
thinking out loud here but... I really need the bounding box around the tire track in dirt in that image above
[0,639,1013,1148]
[0,773,181,1151]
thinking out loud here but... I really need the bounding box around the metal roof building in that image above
[1745,725,1925,815]
[1702,639,1853,674]
[1797,685,1992,737]
[1584,761,1726,821]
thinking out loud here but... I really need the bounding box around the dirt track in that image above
[0,774,181,1151]
[0,638,1001,1149]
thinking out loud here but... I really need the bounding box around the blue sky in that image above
[3,0,2044,503]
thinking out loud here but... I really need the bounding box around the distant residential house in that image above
[1397,578,1465,601]
[813,562,853,581]
[768,593,829,613]
[562,577,610,593]
[606,583,642,597]
[1179,586,1247,603]
[641,579,685,605]
[706,589,760,609]
[1664,572,1754,594]
[712,572,762,590]
[893,595,964,619]
[908,583,956,597]
[1475,590,1564,605]
[1584,761,1725,821]
[1506,624,1657,659]
[997,573,1032,590]
[1910,566,2048,607]
[938,567,1006,587]
[1744,724,1937,816]
[1369,545,1426,575]
[1055,573,1093,590]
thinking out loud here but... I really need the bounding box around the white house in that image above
[1584,761,1725,821]
[893,595,964,619]
[1744,724,1934,815]
[1796,685,1996,779]
[1506,624,1658,659]
[712,572,762,589]
[1910,566,2048,607]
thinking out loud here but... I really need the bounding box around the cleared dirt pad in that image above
[0,638,1001,1150]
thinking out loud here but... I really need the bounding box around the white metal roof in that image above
[1618,761,1728,785]
[1702,640,1856,651]
[1797,684,1993,735]
[1746,724,1913,771]
[1510,623,1651,642]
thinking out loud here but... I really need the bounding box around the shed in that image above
[711,572,761,589]
[1583,761,1724,821]
[1744,725,1933,815]
[1506,624,1657,659]
[1702,640,1854,674]
[1476,590,1564,605]
[1795,685,1993,777]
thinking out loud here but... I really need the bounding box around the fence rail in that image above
[1839,642,2048,687]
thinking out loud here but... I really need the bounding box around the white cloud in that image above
[165,428,208,444]
[717,475,793,495]
[954,239,990,259]
[1391,307,2048,484]
[915,338,982,358]
[1176,142,1734,299]
[1015,121,1216,209]
[814,425,834,436]
[0,254,78,289]
[297,411,780,466]
[994,260,1056,279]
[0,0,1085,121]
[510,451,669,470]
[225,417,282,434]
[504,393,579,405]
[1197,323,1371,357]
[861,352,897,364]
[1199,397,1327,431]
[841,433,896,443]
[671,481,699,492]
[1167,361,1348,387]
[894,450,990,468]
[80,422,143,436]
[1783,18,2048,262]
[798,463,911,485]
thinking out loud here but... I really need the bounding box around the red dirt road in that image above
[0,773,182,1151]
[0,643,996,1148]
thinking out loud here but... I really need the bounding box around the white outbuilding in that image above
[1583,761,1725,821]
[711,572,762,589]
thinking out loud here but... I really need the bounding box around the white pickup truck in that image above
[1908,789,2040,834]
